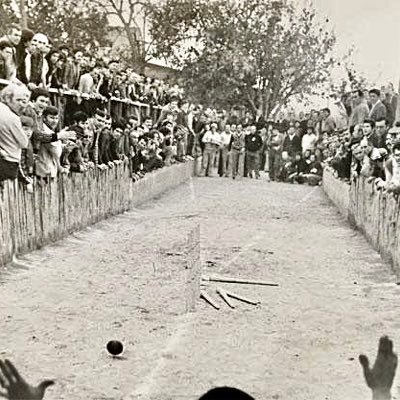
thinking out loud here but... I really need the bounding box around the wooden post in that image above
[202,274,279,287]
[185,225,201,313]
[216,288,235,308]
[225,290,260,306]
[200,290,220,310]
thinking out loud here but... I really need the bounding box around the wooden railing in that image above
[0,160,195,267]
[322,167,400,273]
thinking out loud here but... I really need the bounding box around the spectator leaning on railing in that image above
[0,83,30,183]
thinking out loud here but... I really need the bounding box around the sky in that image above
[312,0,400,87]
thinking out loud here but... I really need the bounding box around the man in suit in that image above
[369,88,387,122]
[282,122,302,159]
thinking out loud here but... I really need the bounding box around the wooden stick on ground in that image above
[216,287,235,309]
[225,290,260,306]
[202,275,279,287]
[200,289,220,310]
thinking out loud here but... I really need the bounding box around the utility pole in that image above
[20,0,28,29]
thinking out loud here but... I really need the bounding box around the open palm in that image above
[359,336,398,400]
[0,359,54,400]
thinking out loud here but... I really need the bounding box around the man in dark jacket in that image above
[245,125,263,179]
[282,123,302,158]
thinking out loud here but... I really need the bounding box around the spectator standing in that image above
[301,126,318,154]
[349,90,370,129]
[230,124,246,179]
[18,116,35,192]
[320,108,336,136]
[369,89,387,122]
[35,106,66,179]
[282,123,302,158]
[63,49,83,90]
[0,41,14,80]
[28,33,49,89]
[0,84,30,182]
[268,127,285,181]
[218,123,232,177]
[201,122,220,177]
[381,88,395,127]
[370,119,387,148]
[245,125,263,179]
[0,24,22,80]
[331,95,349,132]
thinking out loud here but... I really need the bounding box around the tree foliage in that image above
[90,0,157,68]
[0,0,110,49]
[150,0,337,118]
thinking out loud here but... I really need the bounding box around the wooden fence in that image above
[0,161,195,266]
[323,167,400,274]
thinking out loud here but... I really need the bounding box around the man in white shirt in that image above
[301,127,317,154]
[218,123,232,177]
[0,84,30,181]
[201,122,221,177]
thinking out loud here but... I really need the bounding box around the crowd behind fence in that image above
[3,22,400,268]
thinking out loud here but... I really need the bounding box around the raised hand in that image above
[359,336,398,400]
[0,359,54,400]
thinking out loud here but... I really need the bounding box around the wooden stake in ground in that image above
[225,290,260,306]
[200,289,220,310]
[216,287,235,308]
[202,275,278,287]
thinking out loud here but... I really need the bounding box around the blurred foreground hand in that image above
[359,336,398,400]
[0,359,54,400]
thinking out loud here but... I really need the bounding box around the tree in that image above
[149,0,337,119]
[91,0,157,68]
[0,0,110,50]
[0,0,18,34]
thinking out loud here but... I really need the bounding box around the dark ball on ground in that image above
[107,340,123,356]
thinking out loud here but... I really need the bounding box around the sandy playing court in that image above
[1,175,400,400]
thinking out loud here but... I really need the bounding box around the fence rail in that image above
[0,78,163,126]
[0,161,195,267]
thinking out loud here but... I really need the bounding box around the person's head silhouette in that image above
[198,386,255,400]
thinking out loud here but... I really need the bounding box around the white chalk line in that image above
[126,313,194,399]
[293,185,319,209]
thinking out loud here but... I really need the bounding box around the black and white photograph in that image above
[1,0,400,399]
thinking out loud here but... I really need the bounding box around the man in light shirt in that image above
[301,126,317,154]
[201,122,221,177]
[0,84,30,182]
[218,123,232,177]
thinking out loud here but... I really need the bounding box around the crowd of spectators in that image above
[326,86,400,195]
[0,24,184,105]
[1,23,400,195]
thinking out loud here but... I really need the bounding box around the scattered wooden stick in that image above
[200,289,220,310]
[216,287,235,308]
[202,275,278,287]
[225,290,260,306]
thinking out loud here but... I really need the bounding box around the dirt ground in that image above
[1,174,400,400]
